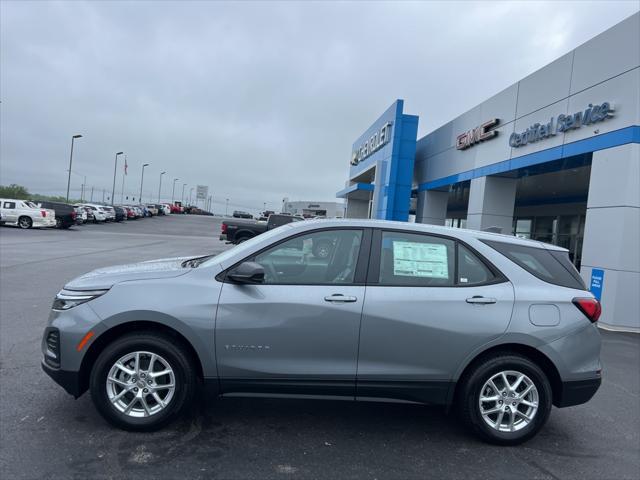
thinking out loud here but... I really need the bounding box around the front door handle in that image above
[466,296,497,305]
[324,294,357,303]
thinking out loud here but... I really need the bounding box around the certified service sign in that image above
[510,102,614,148]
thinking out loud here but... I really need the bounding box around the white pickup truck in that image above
[0,199,56,229]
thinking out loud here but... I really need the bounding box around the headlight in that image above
[52,289,109,311]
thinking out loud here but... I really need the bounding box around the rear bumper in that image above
[41,361,83,398]
[555,377,601,407]
[219,234,227,241]
[34,218,56,227]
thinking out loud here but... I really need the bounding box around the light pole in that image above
[139,163,149,204]
[66,134,82,202]
[80,176,86,202]
[171,178,179,204]
[225,198,229,216]
[189,187,194,205]
[181,183,186,204]
[111,152,124,205]
[158,171,166,202]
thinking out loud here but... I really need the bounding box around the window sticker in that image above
[392,241,449,278]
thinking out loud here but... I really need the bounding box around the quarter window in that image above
[252,229,363,285]
[378,232,455,286]
[458,244,495,285]
[483,240,585,290]
[3,202,16,209]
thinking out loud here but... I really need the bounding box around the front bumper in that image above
[41,361,82,397]
[555,376,602,407]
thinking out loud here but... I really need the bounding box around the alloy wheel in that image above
[18,217,31,229]
[106,351,176,418]
[478,370,539,433]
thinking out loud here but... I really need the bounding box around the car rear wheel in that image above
[236,235,251,244]
[18,216,33,229]
[458,353,552,445]
[55,218,63,228]
[90,332,197,431]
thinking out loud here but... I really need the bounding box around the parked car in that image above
[41,219,602,444]
[82,204,107,223]
[153,204,166,216]
[73,206,86,225]
[145,204,158,216]
[0,198,56,228]
[170,203,183,214]
[36,201,77,229]
[101,206,116,222]
[113,206,126,222]
[81,206,95,222]
[220,214,302,244]
[161,204,171,215]
[233,210,253,219]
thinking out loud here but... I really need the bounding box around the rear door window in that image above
[378,232,455,286]
[482,240,585,290]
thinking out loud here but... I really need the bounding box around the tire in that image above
[236,235,251,244]
[55,218,63,229]
[458,353,552,445]
[90,331,197,431]
[312,239,334,259]
[18,216,33,229]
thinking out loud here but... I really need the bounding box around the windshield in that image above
[202,223,294,267]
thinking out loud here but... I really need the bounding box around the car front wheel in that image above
[459,353,552,445]
[90,332,197,431]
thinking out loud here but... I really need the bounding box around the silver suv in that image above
[42,219,602,445]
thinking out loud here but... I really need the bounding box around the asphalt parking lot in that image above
[1,215,638,479]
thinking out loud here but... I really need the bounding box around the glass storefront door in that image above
[513,215,585,268]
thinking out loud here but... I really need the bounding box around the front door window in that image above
[253,229,363,285]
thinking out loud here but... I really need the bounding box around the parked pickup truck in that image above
[220,215,338,259]
[220,214,301,244]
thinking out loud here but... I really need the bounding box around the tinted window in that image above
[379,232,454,286]
[253,229,362,285]
[458,244,495,285]
[3,202,16,209]
[483,240,586,290]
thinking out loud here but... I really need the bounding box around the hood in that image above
[65,256,198,290]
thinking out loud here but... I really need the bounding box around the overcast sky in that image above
[1,1,638,212]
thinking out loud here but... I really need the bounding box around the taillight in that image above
[572,297,601,323]
[221,223,227,233]
[41,210,46,217]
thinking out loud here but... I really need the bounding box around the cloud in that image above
[1,0,637,212]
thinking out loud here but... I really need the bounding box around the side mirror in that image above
[227,261,265,284]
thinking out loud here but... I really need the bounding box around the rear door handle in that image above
[466,296,497,305]
[324,294,358,303]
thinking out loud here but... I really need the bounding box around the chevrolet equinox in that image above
[42,219,602,445]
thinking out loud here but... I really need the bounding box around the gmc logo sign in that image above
[456,118,499,150]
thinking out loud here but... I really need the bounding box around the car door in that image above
[356,229,514,404]
[215,228,371,398]
[2,201,18,224]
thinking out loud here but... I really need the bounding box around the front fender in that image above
[97,309,216,377]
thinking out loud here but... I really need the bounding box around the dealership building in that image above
[337,13,639,331]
